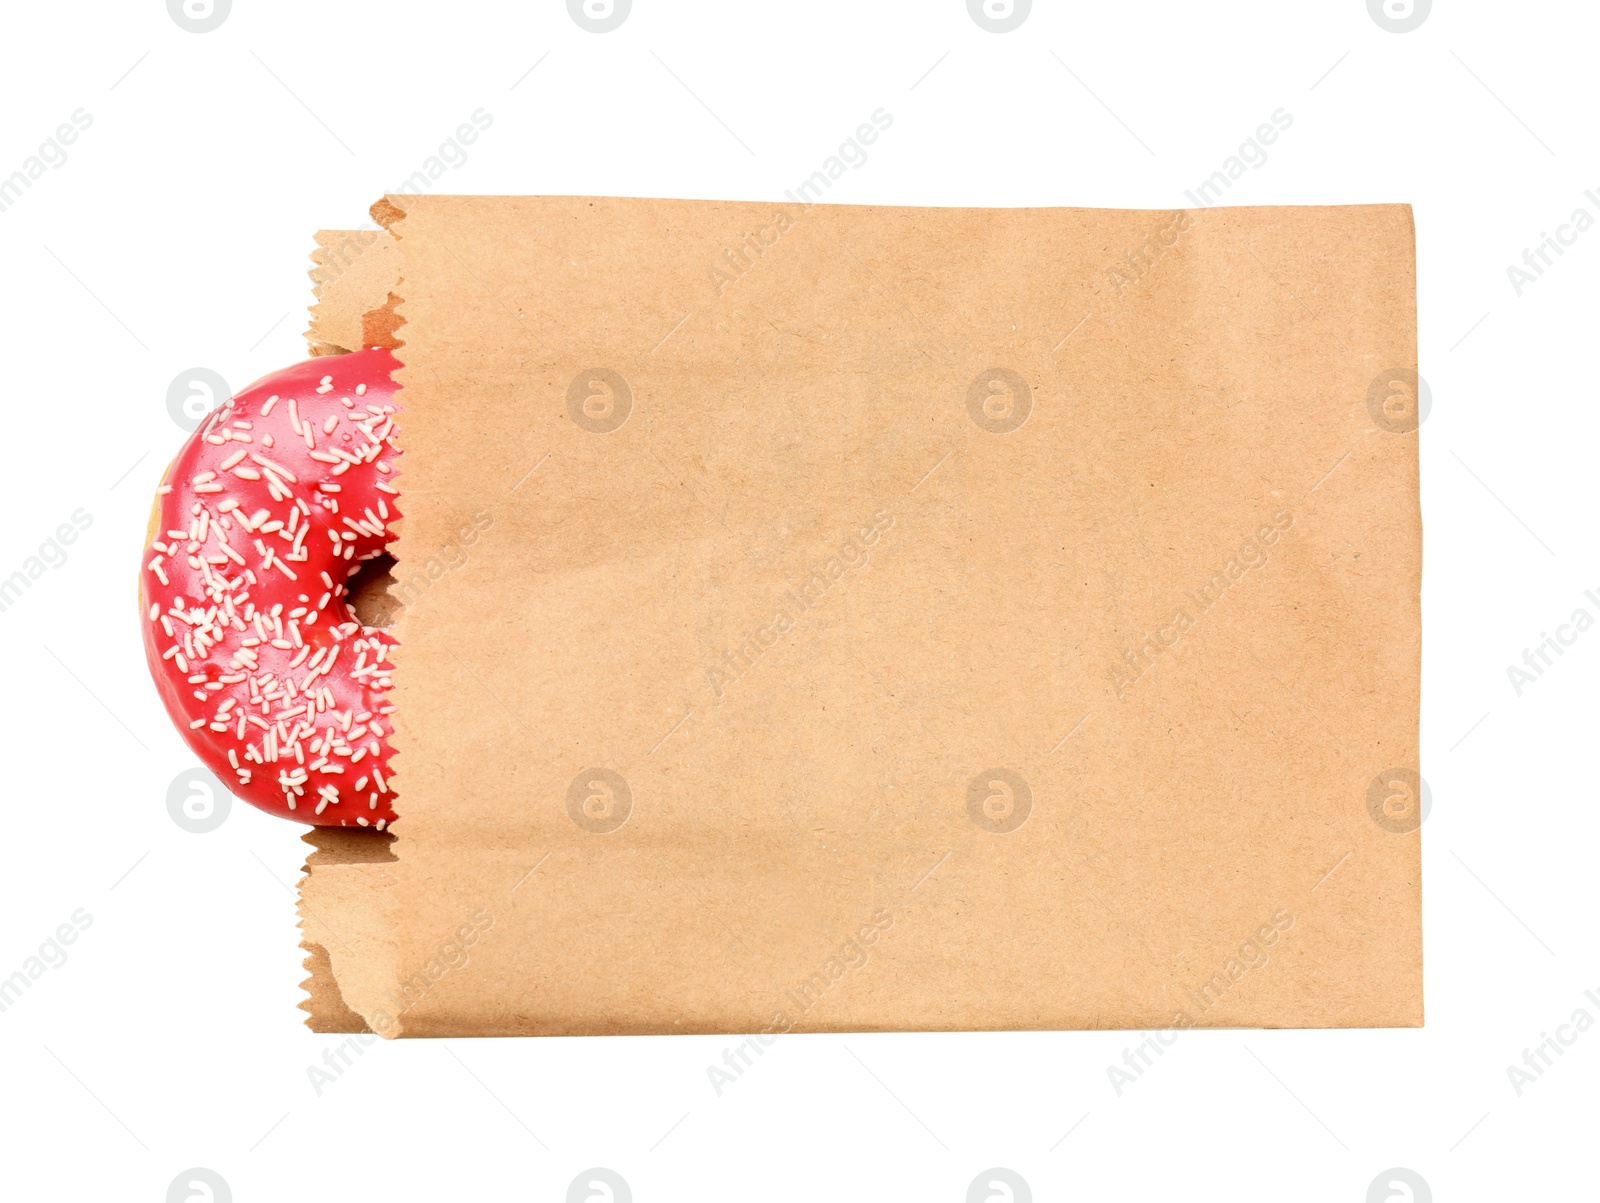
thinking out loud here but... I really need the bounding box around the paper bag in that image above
[298,196,1422,1036]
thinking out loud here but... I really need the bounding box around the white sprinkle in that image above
[250,452,298,484]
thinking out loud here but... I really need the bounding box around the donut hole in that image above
[346,552,401,628]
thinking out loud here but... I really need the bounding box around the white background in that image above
[0,1,1594,1199]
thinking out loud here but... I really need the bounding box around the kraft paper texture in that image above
[298,195,1422,1036]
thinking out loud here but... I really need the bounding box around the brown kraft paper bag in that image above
[296,196,1422,1037]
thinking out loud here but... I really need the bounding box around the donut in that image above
[141,349,402,827]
